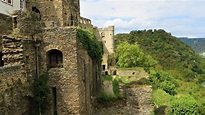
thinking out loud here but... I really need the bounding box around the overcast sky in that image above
[80,0,205,38]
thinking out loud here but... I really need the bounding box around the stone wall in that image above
[125,85,154,115]
[0,13,12,57]
[94,85,154,115]
[26,0,80,27]
[0,36,37,115]
[0,13,12,36]
[2,36,24,66]
[79,17,94,31]
[0,65,30,115]
[38,27,79,114]
[62,0,80,26]
[117,68,145,77]
[77,39,101,115]
[37,27,101,115]
[1,36,36,81]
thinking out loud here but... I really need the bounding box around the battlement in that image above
[98,25,115,31]
[80,17,91,25]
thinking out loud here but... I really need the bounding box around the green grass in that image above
[152,89,172,107]
[120,76,130,84]
[102,75,113,81]
[118,67,144,71]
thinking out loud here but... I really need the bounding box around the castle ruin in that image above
[0,0,114,114]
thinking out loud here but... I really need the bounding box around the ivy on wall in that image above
[77,28,103,73]
[32,74,49,114]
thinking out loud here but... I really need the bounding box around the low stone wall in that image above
[125,85,153,115]
[0,65,29,115]
[94,85,154,115]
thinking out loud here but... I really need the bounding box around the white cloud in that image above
[80,0,205,37]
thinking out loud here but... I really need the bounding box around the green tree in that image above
[115,42,144,68]
[115,42,157,68]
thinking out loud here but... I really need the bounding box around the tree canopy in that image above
[115,41,157,68]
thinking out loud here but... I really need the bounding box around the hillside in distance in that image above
[179,37,205,53]
[115,29,205,81]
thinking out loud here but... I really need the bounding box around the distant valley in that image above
[179,37,205,57]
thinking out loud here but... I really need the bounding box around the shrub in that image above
[97,91,115,103]
[149,71,178,95]
[32,74,49,114]
[102,75,112,81]
[112,79,119,95]
[170,94,199,115]
[152,89,172,107]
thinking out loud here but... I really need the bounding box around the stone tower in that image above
[98,26,115,73]
[25,0,80,27]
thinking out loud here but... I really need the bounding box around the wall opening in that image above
[0,52,4,67]
[71,14,74,26]
[102,65,106,71]
[105,71,108,75]
[13,17,17,29]
[47,49,63,68]
[52,87,57,115]
[113,70,117,75]
[32,6,41,19]
[101,32,105,37]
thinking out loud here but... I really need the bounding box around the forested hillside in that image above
[115,29,205,81]
[115,29,205,114]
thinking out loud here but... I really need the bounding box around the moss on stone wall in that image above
[77,28,103,72]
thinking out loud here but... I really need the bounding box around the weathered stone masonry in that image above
[0,36,36,115]
[0,28,102,115]
[0,0,103,114]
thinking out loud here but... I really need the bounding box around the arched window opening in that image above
[32,6,41,19]
[48,50,63,68]
[101,32,105,37]
[0,52,4,67]
[113,70,117,75]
